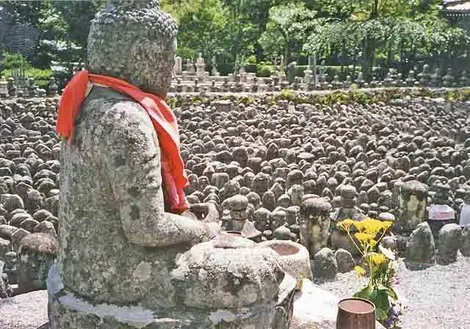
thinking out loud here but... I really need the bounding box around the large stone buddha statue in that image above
[47,1,293,328]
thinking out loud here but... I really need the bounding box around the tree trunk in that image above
[363,38,375,81]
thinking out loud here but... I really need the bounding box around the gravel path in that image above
[317,253,470,329]
[0,290,48,329]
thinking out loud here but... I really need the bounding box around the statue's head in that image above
[87,0,177,98]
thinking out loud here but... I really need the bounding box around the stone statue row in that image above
[0,76,59,99]
[170,66,470,94]
[1,63,467,99]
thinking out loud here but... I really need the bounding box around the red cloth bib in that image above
[56,70,189,214]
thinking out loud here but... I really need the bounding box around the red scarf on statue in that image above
[56,70,189,214]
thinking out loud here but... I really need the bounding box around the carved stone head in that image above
[87,0,177,97]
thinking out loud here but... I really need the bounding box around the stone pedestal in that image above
[299,197,331,257]
[49,235,295,329]
[397,180,428,234]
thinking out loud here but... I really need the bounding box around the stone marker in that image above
[335,248,355,273]
[397,180,428,233]
[312,247,337,280]
[299,197,331,257]
[460,226,470,257]
[405,222,436,270]
[437,223,462,265]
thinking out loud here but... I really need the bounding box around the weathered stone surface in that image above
[437,224,462,265]
[258,240,312,281]
[273,225,292,240]
[299,198,331,257]
[0,237,11,259]
[335,248,355,273]
[17,233,58,294]
[0,260,11,298]
[312,248,337,280]
[460,226,470,257]
[172,236,284,308]
[405,222,436,269]
[397,180,428,233]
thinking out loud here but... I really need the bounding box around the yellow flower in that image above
[380,221,393,231]
[354,266,366,276]
[354,232,376,244]
[337,219,357,232]
[369,252,387,265]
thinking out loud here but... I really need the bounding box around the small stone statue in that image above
[196,52,205,79]
[384,70,394,87]
[459,70,469,87]
[419,64,431,86]
[459,190,470,227]
[47,77,58,96]
[397,180,428,234]
[176,77,183,92]
[287,61,296,85]
[406,70,417,86]
[355,72,365,88]
[430,68,442,87]
[344,75,352,88]
[211,57,219,76]
[331,75,341,89]
[7,77,17,97]
[222,76,230,92]
[0,76,8,98]
[252,77,259,92]
[442,68,455,88]
[396,73,404,87]
[330,185,366,256]
[427,183,455,238]
[28,78,37,97]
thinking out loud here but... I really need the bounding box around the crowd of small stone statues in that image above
[0,76,59,99]
[1,93,470,299]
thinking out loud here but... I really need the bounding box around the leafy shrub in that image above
[257,65,274,77]
[0,51,31,71]
[2,68,54,89]
[280,89,296,101]
[247,55,257,64]
[217,62,235,76]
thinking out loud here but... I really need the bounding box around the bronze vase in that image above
[336,297,376,329]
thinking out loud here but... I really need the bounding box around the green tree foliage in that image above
[258,2,319,63]
[2,0,468,78]
[162,0,229,63]
[52,0,107,67]
[304,0,469,77]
